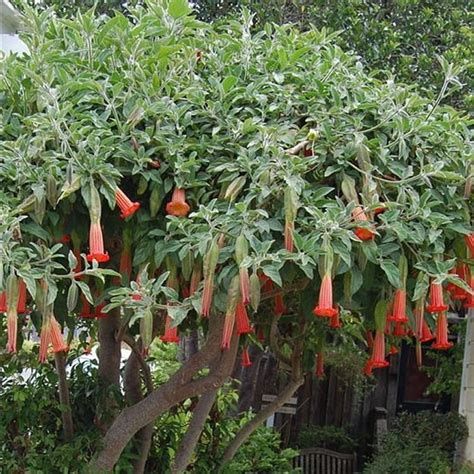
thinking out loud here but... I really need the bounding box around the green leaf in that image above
[262,265,282,287]
[381,260,400,288]
[222,76,238,93]
[168,0,191,19]
[76,281,94,304]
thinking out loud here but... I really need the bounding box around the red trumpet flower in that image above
[363,359,374,376]
[0,291,6,312]
[370,331,389,368]
[389,289,408,323]
[87,221,109,263]
[315,351,325,378]
[17,279,27,314]
[221,309,235,351]
[160,316,180,344]
[465,233,474,258]
[241,346,252,367]
[393,322,407,337]
[115,187,140,219]
[448,264,468,300]
[79,295,95,318]
[166,188,190,217]
[201,276,214,317]
[431,312,453,350]
[329,306,342,329]
[236,300,252,335]
[426,281,448,313]
[352,206,376,241]
[464,274,474,309]
[239,267,250,305]
[94,302,108,319]
[389,345,399,355]
[256,325,265,343]
[313,273,338,317]
[420,319,435,343]
[39,316,67,363]
[284,220,294,252]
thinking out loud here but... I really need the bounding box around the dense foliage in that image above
[295,425,356,454]
[0,0,472,468]
[12,0,473,107]
[364,410,468,473]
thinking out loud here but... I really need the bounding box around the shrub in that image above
[295,425,356,454]
[364,411,468,473]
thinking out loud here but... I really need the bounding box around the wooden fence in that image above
[292,448,357,474]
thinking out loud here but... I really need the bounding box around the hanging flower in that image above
[201,240,219,317]
[389,345,399,355]
[79,295,95,318]
[119,248,132,281]
[236,300,252,335]
[221,310,236,351]
[420,319,435,343]
[0,291,6,313]
[426,281,448,313]
[59,234,71,244]
[389,289,408,323]
[235,235,250,305]
[6,274,19,353]
[115,187,140,219]
[448,264,468,300]
[363,359,374,376]
[94,302,108,319]
[284,220,294,252]
[39,315,67,362]
[274,292,286,316]
[370,331,389,368]
[329,306,342,329]
[431,312,453,350]
[352,206,376,241]
[465,233,474,258]
[166,188,190,217]
[160,315,180,344]
[17,279,28,314]
[87,221,109,263]
[284,186,298,252]
[393,322,407,337]
[313,273,338,318]
[256,325,265,343]
[464,273,474,309]
[221,276,239,350]
[366,330,374,350]
[241,346,252,367]
[315,351,325,378]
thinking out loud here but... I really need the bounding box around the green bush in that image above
[295,425,356,454]
[364,411,468,473]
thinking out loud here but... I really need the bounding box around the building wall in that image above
[0,0,28,55]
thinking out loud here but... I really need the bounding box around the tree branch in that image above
[54,351,74,442]
[171,389,218,474]
[218,376,304,470]
[90,315,238,471]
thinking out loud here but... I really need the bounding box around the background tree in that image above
[0,0,472,471]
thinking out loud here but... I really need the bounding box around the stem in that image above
[54,351,74,442]
[171,389,218,474]
[218,376,304,470]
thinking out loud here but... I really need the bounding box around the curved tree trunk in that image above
[96,309,122,433]
[90,315,238,471]
[124,348,154,474]
[219,376,305,471]
[171,388,218,473]
[54,351,74,441]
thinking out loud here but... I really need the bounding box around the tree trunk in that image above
[91,315,238,471]
[54,351,74,441]
[123,340,155,474]
[96,310,122,432]
[237,345,263,413]
[219,376,305,470]
[171,389,218,473]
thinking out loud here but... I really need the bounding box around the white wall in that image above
[0,0,28,55]
[0,33,28,55]
[458,309,474,462]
